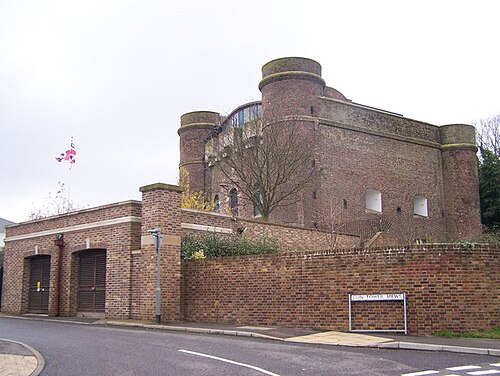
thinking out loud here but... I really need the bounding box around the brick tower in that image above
[259,57,326,120]
[178,111,219,193]
[440,124,482,240]
[258,57,326,225]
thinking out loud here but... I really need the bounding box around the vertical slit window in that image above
[230,188,238,216]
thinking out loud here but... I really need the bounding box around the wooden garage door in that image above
[28,256,51,313]
[77,250,106,312]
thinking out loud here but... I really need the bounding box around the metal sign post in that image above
[149,228,163,324]
[349,293,407,334]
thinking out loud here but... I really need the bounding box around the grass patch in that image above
[434,327,500,339]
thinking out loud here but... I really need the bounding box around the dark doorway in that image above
[77,250,106,313]
[28,256,51,313]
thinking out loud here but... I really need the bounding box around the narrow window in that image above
[230,188,238,216]
[414,196,428,217]
[253,188,262,217]
[214,195,220,213]
[366,189,382,213]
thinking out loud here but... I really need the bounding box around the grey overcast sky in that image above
[1,0,498,223]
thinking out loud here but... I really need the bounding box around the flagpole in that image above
[67,136,74,211]
[56,136,76,212]
[67,169,71,212]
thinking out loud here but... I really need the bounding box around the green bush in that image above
[181,232,279,259]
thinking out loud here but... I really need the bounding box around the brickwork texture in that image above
[182,245,499,335]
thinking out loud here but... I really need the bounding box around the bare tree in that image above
[474,113,500,156]
[210,118,318,221]
[28,181,83,220]
[315,198,346,250]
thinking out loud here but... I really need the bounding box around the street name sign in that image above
[348,292,407,334]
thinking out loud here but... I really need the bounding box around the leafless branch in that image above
[212,117,318,220]
[474,113,500,156]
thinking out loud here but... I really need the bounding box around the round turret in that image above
[439,124,481,240]
[178,111,219,193]
[259,57,326,120]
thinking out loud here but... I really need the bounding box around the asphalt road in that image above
[0,317,496,375]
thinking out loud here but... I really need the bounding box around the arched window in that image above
[366,189,382,213]
[414,195,428,217]
[214,195,220,213]
[230,188,238,216]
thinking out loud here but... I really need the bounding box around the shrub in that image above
[181,232,279,259]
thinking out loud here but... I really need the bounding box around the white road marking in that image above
[467,371,500,375]
[447,366,482,371]
[178,349,281,376]
[401,371,439,376]
[491,364,500,367]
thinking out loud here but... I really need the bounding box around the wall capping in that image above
[140,183,183,193]
[181,223,233,234]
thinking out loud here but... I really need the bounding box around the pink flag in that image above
[56,138,76,166]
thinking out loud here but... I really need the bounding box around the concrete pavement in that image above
[0,314,498,375]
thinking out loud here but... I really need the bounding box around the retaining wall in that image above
[181,244,499,335]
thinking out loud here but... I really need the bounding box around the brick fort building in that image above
[178,57,482,244]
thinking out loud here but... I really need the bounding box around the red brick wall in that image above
[181,244,500,335]
[181,208,361,250]
[314,123,448,244]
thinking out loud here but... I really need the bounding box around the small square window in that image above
[366,189,382,213]
[414,196,428,217]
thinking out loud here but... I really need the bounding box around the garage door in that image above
[77,250,106,312]
[28,256,51,313]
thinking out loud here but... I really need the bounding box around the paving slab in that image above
[286,331,394,346]
[0,354,37,376]
[0,338,44,376]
